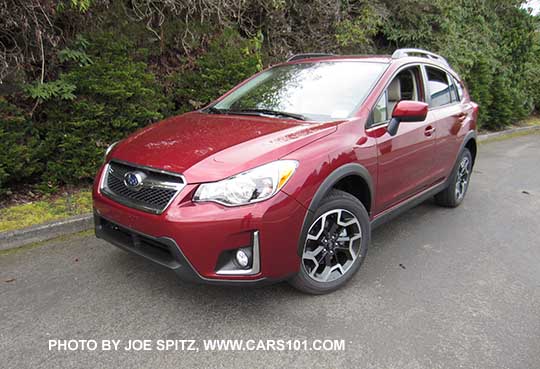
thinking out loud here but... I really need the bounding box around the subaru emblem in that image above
[124,171,145,190]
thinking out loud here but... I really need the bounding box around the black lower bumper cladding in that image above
[93,212,272,286]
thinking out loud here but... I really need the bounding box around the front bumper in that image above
[92,167,308,284]
[94,214,275,286]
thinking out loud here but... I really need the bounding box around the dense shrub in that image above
[170,29,263,112]
[0,99,37,194]
[524,17,540,112]
[32,33,169,188]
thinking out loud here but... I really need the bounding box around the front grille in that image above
[101,160,185,214]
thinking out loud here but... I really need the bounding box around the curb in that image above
[1,124,538,252]
[0,213,93,251]
[478,125,540,141]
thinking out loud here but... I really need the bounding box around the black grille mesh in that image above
[103,161,182,213]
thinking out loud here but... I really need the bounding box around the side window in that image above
[426,67,451,107]
[452,76,464,101]
[372,91,388,124]
[449,77,459,102]
[371,66,423,125]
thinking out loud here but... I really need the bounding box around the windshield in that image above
[212,61,387,122]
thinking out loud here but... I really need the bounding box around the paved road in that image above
[2,134,540,369]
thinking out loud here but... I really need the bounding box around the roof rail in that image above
[287,53,334,62]
[391,48,449,66]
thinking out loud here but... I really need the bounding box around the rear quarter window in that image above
[452,76,464,101]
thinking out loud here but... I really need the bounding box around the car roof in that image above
[282,55,393,64]
[279,53,459,78]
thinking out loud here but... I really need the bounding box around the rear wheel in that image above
[435,148,473,207]
[289,190,370,294]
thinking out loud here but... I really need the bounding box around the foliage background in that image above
[0,0,539,194]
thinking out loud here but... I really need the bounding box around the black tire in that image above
[435,148,473,208]
[289,189,370,295]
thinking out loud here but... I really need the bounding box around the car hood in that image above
[110,112,337,183]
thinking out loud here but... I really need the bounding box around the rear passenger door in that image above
[424,65,468,181]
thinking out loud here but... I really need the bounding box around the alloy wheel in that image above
[301,209,362,283]
[455,156,471,201]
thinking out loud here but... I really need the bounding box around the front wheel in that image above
[289,190,370,294]
[435,148,473,207]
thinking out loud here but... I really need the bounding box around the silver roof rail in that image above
[391,48,449,66]
[287,53,334,62]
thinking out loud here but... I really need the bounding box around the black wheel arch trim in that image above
[449,130,477,177]
[297,163,374,256]
[460,130,477,162]
[307,163,374,213]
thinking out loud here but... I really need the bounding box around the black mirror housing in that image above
[387,117,400,136]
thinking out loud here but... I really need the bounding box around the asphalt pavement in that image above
[1,133,539,369]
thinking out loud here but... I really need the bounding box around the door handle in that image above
[424,125,436,137]
[453,112,467,122]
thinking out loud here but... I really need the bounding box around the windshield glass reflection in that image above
[213,61,387,122]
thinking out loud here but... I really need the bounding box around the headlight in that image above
[193,160,298,206]
[104,141,118,160]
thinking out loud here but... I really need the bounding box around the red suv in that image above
[93,48,478,294]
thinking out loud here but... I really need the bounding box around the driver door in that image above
[370,65,437,213]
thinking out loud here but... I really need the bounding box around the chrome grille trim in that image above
[100,159,186,214]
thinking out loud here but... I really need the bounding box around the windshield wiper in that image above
[205,106,224,114]
[205,106,306,121]
[231,108,306,121]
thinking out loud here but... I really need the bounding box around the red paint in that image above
[110,112,337,183]
[93,54,477,282]
[391,100,429,121]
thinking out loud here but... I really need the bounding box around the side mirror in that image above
[387,101,429,136]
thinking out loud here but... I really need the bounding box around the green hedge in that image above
[170,29,263,112]
[1,34,170,193]
[0,99,39,194]
[34,34,169,188]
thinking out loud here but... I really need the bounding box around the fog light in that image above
[235,249,250,268]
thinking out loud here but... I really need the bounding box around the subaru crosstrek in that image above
[93,48,478,294]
